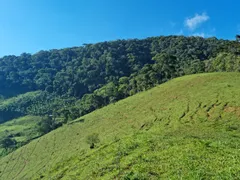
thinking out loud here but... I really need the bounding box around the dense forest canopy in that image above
[0,35,240,124]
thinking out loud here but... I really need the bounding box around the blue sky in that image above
[0,0,239,57]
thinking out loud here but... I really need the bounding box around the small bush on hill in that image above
[86,133,100,149]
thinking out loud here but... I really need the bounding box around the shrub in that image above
[0,137,17,150]
[86,133,100,149]
[37,116,62,134]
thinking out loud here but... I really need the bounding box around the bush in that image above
[37,116,62,134]
[86,133,100,149]
[0,137,17,150]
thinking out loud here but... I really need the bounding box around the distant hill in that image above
[0,72,240,179]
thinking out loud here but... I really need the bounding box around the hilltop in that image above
[0,72,240,179]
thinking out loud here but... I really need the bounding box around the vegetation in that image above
[0,137,16,150]
[236,35,240,42]
[0,73,239,179]
[37,116,62,135]
[0,36,240,125]
[0,116,42,157]
[0,35,240,178]
[0,35,239,159]
[86,133,100,149]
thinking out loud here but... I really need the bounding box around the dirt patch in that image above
[206,102,221,119]
[224,106,240,117]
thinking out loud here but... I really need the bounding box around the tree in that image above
[152,53,178,80]
[78,94,103,115]
[183,59,205,75]
[118,77,129,98]
[86,133,100,149]
[37,115,62,134]
[95,82,119,104]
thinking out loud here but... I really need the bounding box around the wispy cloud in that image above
[191,32,215,38]
[185,13,209,30]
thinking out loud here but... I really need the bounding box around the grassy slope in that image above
[0,116,42,155]
[0,72,240,179]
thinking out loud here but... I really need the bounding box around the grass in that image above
[0,72,240,179]
[0,116,42,156]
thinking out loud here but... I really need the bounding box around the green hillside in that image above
[0,116,42,157]
[0,36,240,126]
[0,72,240,179]
[0,36,240,155]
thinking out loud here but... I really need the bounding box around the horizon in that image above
[1,0,239,57]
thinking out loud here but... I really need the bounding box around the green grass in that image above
[0,116,42,156]
[0,72,240,179]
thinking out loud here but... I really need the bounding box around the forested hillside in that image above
[0,36,240,155]
[1,36,239,99]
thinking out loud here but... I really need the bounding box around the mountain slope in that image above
[0,72,240,179]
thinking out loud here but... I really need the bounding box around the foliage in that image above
[86,133,100,149]
[0,36,239,160]
[0,136,17,150]
[0,91,47,123]
[0,36,240,124]
[37,116,62,135]
[0,36,240,156]
[206,52,240,72]
[0,35,240,178]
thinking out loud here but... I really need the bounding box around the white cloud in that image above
[185,13,209,30]
[191,32,215,38]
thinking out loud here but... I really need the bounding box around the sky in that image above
[0,0,239,57]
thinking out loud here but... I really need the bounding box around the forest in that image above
[0,35,240,127]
